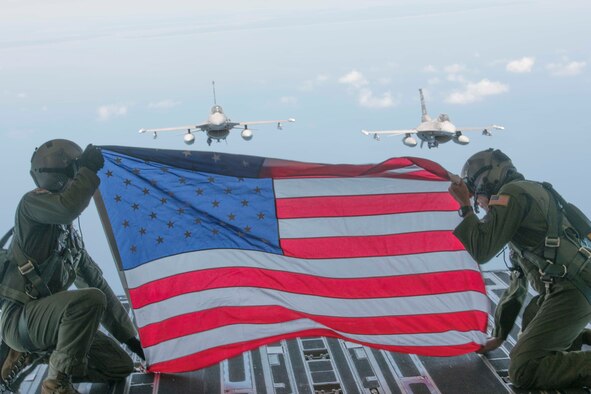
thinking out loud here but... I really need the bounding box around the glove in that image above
[78,144,104,172]
[124,337,145,361]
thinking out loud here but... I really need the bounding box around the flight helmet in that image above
[30,139,83,192]
[461,148,521,199]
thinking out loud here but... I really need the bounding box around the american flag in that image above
[95,146,488,373]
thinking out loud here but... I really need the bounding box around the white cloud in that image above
[338,70,368,89]
[299,74,329,91]
[422,64,437,73]
[280,96,298,105]
[358,89,397,109]
[444,63,466,74]
[506,57,535,73]
[148,99,180,109]
[97,104,128,121]
[445,79,509,104]
[17,92,27,99]
[427,77,440,85]
[546,60,586,76]
[337,69,398,109]
[447,74,467,83]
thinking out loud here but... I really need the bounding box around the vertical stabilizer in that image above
[419,89,431,122]
[212,81,217,105]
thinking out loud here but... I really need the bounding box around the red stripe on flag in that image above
[276,192,458,219]
[260,157,450,181]
[139,306,488,347]
[281,231,465,259]
[147,329,481,373]
[128,268,484,309]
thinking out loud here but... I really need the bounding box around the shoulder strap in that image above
[0,228,13,249]
[541,182,562,263]
[9,241,52,299]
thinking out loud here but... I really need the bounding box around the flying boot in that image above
[42,368,80,394]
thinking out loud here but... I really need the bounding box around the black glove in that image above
[124,337,145,361]
[78,144,104,172]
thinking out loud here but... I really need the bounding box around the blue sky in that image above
[1,0,590,294]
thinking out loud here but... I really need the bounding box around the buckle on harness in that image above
[545,237,560,248]
[539,260,568,278]
[579,247,591,260]
[17,261,35,276]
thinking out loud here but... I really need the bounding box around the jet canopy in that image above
[437,114,450,122]
[211,105,224,114]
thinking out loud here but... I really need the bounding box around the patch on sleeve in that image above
[489,194,510,206]
[33,188,50,194]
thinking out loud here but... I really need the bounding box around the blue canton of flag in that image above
[98,148,282,270]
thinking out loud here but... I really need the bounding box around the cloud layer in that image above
[506,57,535,73]
[97,104,128,120]
[445,79,509,104]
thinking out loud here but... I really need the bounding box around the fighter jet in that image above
[361,89,504,148]
[139,82,295,146]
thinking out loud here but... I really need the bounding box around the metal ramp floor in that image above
[10,272,590,394]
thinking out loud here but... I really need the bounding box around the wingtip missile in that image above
[139,128,146,134]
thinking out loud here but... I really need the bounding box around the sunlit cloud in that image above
[358,89,397,109]
[546,60,586,76]
[445,79,509,104]
[280,96,298,105]
[444,64,466,74]
[506,56,535,73]
[338,70,368,89]
[422,65,437,73]
[299,74,329,91]
[148,99,180,109]
[338,70,397,109]
[97,104,128,121]
[447,74,467,83]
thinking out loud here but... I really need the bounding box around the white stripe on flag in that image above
[134,287,490,327]
[145,319,486,364]
[278,211,459,239]
[273,177,449,198]
[124,250,478,289]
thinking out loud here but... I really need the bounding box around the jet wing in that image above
[236,118,296,127]
[361,128,417,136]
[138,124,209,134]
[456,124,505,132]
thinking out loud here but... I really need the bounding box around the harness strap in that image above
[541,182,561,264]
[16,310,36,352]
[10,243,52,300]
[0,228,13,249]
[0,285,31,305]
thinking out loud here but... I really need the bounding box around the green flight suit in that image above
[454,180,591,389]
[0,167,136,381]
